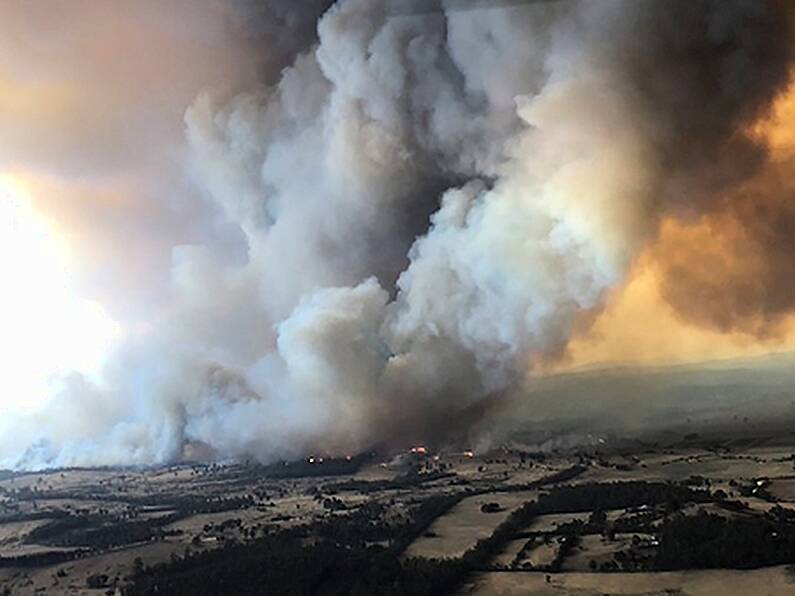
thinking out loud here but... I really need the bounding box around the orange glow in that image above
[549,76,795,372]
[750,79,795,157]
[553,251,795,372]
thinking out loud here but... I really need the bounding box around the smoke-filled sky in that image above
[2,0,795,468]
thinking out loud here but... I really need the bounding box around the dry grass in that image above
[461,565,795,596]
[404,491,536,559]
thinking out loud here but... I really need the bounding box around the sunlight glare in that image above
[0,174,121,412]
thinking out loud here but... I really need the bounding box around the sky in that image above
[1,0,795,467]
[0,0,261,409]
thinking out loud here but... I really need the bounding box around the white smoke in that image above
[1,0,791,467]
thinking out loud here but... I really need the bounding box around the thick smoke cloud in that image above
[652,141,795,337]
[2,0,795,467]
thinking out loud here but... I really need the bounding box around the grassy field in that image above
[461,566,795,595]
[405,491,537,559]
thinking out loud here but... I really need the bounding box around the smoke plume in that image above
[2,0,795,467]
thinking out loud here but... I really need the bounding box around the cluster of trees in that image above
[125,538,473,596]
[611,510,658,534]
[0,548,87,569]
[655,510,795,570]
[260,453,373,479]
[324,469,458,494]
[3,490,263,561]
[126,493,256,515]
[122,494,465,596]
[535,481,710,514]
[312,495,463,553]
[312,501,394,548]
[26,512,182,550]
[480,481,715,574]
[323,463,586,498]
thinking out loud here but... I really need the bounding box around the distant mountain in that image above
[501,352,795,442]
